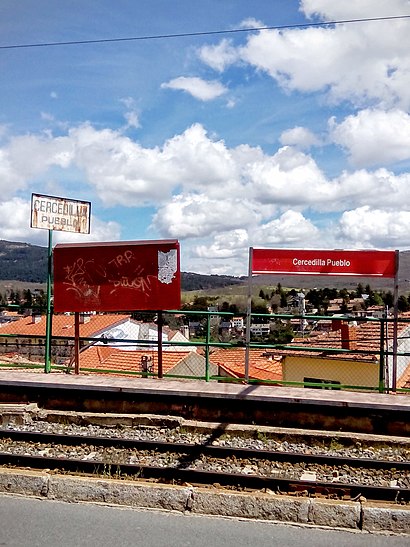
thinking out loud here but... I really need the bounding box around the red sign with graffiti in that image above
[53,240,180,312]
[252,248,397,278]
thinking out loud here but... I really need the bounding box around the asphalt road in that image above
[0,495,408,547]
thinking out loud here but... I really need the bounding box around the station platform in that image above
[0,371,409,436]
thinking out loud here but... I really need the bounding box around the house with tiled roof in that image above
[270,318,410,390]
[0,311,194,365]
[0,312,132,364]
[70,344,280,383]
[0,314,160,364]
[398,362,410,390]
[210,348,282,383]
[66,344,216,379]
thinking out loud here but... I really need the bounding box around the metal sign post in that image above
[30,193,91,373]
[391,250,400,392]
[44,229,53,373]
[248,247,399,390]
[245,248,253,382]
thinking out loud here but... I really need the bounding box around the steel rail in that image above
[0,451,408,504]
[0,429,409,471]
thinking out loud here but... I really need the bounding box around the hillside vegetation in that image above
[1,239,410,296]
[0,240,243,291]
[0,240,48,283]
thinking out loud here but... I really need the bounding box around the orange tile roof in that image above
[73,346,191,375]
[210,348,282,381]
[398,362,410,390]
[284,320,410,361]
[0,314,131,339]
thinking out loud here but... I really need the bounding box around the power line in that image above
[1,14,409,50]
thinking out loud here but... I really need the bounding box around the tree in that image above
[383,291,394,309]
[339,288,349,300]
[356,283,364,298]
[228,303,239,315]
[251,320,294,345]
[23,289,33,308]
[220,301,230,313]
[340,299,349,314]
[33,290,47,310]
[398,295,409,312]
[369,292,383,306]
[13,290,21,305]
[251,300,269,322]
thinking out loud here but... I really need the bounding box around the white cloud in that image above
[0,198,32,241]
[333,169,410,211]
[69,124,177,206]
[338,206,410,247]
[161,77,227,101]
[152,194,261,239]
[123,111,140,129]
[194,229,249,258]
[0,150,24,198]
[163,124,239,196]
[280,126,321,149]
[252,210,320,246]
[0,197,121,247]
[301,0,410,20]
[198,10,410,109]
[3,120,410,223]
[0,133,73,198]
[53,216,121,244]
[120,97,140,129]
[0,123,241,207]
[330,109,410,167]
[3,120,410,263]
[41,112,55,122]
[197,39,240,72]
[193,211,321,261]
[248,146,332,206]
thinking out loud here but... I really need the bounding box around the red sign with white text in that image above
[252,249,397,278]
[54,240,180,312]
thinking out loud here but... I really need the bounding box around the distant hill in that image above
[0,240,243,291]
[1,239,409,293]
[0,240,48,283]
[181,271,244,291]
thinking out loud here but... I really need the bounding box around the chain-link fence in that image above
[0,309,409,394]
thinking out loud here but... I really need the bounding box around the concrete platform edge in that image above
[0,469,408,535]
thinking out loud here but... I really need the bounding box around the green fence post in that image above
[379,316,385,393]
[44,229,53,373]
[157,311,163,379]
[205,313,210,381]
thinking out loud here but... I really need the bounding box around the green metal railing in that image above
[1,309,410,394]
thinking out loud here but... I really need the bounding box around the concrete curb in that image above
[0,469,408,534]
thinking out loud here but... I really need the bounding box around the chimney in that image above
[341,323,357,350]
[180,325,190,339]
[332,319,342,331]
[141,355,153,377]
[79,313,91,324]
[31,312,42,324]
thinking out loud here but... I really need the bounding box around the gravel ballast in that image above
[0,406,409,534]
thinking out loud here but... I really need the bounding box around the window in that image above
[304,377,341,390]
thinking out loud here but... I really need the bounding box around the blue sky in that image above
[1,0,410,275]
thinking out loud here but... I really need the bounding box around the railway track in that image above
[0,429,409,504]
